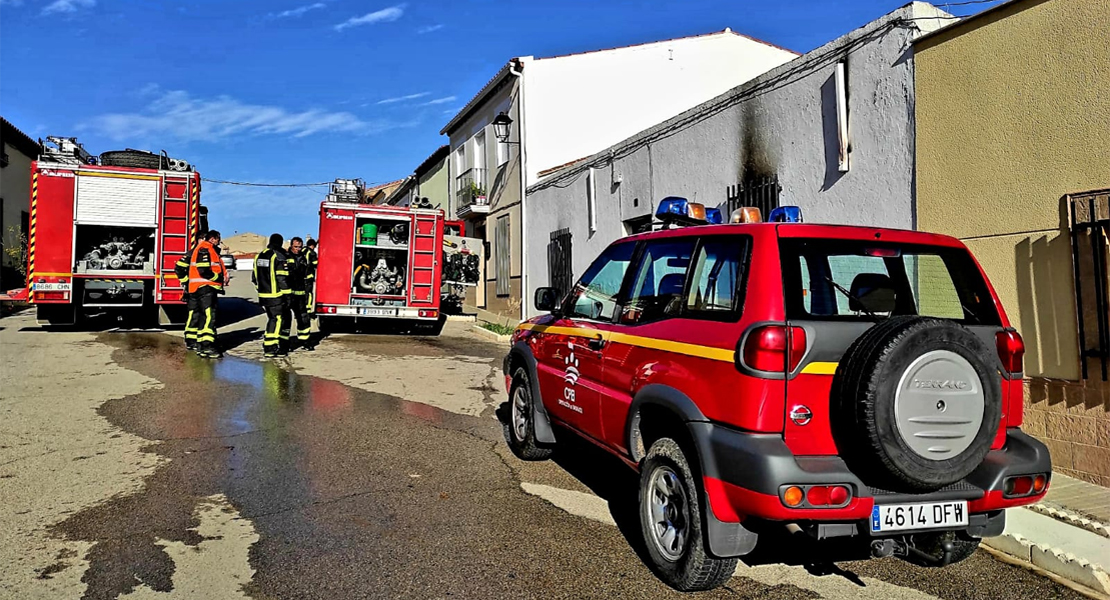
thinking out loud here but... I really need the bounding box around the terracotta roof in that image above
[538,155,593,178]
[535,28,799,61]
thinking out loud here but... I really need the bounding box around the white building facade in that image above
[441,31,798,321]
[524,2,952,318]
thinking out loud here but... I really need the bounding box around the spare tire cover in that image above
[831,316,1002,493]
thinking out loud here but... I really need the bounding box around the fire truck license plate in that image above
[35,282,72,292]
[870,501,968,533]
[358,307,396,317]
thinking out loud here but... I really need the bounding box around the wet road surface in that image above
[0,307,1096,599]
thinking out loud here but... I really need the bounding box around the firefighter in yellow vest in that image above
[253,233,293,358]
[187,230,228,358]
[287,237,314,351]
[304,238,319,316]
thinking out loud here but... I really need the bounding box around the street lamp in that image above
[492,112,516,144]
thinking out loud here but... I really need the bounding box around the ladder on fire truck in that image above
[156,174,195,302]
[409,213,439,306]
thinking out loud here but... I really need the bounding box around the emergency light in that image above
[768,206,804,223]
[731,207,762,223]
[705,208,723,224]
[656,196,710,225]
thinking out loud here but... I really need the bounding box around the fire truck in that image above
[314,179,448,333]
[25,137,206,326]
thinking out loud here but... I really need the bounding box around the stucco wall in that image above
[915,0,1110,380]
[417,158,449,213]
[524,2,950,317]
[1,141,33,288]
[523,32,797,184]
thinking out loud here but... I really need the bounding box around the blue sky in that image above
[0,0,1001,238]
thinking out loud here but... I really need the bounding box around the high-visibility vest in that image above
[187,240,227,293]
[254,247,292,299]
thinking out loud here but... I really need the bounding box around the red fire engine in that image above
[25,137,205,326]
[314,180,446,332]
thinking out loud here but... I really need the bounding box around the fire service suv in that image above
[25,137,206,326]
[504,199,1050,591]
[315,179,476,334]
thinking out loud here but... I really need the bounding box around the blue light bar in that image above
[705,208,723,224]
[768,206,803,223]
[656,196,689,218]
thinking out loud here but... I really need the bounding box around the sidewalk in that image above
[985,473,1110,596]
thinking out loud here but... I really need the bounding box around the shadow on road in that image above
[494,401,874,586]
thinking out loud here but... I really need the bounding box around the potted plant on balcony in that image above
[467,181,487,205]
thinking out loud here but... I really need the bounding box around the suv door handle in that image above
[587,334,606,351]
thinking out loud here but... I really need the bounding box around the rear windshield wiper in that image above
[823,275,880,321]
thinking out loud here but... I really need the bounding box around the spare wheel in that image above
[832,317,1002,492]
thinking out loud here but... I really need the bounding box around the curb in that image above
[985,523,1110,596]
[471,325,512,344]
[1029,503,1110,539]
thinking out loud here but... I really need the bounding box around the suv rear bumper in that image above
[693,424,1050,526]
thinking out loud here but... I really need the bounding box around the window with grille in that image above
[1069,190,1110,381]
[495,215,510,297]
[727,175,780,221]
[548,228,573,300]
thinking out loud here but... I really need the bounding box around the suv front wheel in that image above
[638,438,737,591]
[504,367,554,461]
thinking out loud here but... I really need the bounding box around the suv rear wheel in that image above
[638,438,736,591]
[504,367,553,461]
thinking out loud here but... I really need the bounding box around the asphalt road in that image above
[0,283,1095,600]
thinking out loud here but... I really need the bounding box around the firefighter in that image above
[254,233,293,358]
[287,237,314,351]
[175,233,202,352]
[304,238,319,316]
[187,230,228,359]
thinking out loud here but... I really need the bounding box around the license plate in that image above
[870,501,968,533]
[35,282,71,292]
[358,307,395,316]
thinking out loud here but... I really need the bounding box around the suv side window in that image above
[621,238,696,325]
[684,236,749,320]
[563,242,636,322]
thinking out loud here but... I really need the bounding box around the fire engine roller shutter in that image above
[75,174,159,227]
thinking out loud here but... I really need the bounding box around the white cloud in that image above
[422,96,456,106]
[376,92,429,105]
[272,2,325,19]
[416,24,443,34]
[42,0,94,14]
[334,4,404,31]
[84,89,416,142]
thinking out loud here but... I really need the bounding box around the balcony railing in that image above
[455,167,489,219]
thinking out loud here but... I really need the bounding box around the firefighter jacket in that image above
[253,247,293,300]
[187,240,228,294]
[304,248,318,286]
[288,252,314,295]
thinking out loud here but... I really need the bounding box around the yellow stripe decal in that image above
[75,171,161,181]
[517,323,736,363]
[32,272,73,277]
[800,361,839,375]
[28,171,37,304]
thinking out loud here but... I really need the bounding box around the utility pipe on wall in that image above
[835,61,850,173]
[509,58,529,320]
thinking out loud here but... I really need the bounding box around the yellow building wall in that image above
[915,0,1110,380]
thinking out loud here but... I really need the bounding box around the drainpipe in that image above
[508,58,529,321]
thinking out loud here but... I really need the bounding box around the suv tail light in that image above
[743,325,807,373]
[996,328,1025,373]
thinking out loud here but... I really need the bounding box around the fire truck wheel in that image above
[504,367,553,461]
[638,438,737,591]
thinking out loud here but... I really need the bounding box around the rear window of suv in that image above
[779,239,1000,325]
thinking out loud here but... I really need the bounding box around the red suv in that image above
[502,203,1050,591]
